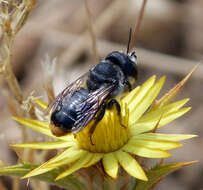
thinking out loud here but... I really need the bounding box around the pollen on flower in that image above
[75,105,130,153]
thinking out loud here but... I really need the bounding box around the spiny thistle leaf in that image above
[134,161,198,190]
[0,163,88,190]
[151,64,199,110]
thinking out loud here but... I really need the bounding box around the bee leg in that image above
[124,80,132,91]
[89,103,106,145]
[107,99,126,128]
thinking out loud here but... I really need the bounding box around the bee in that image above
[49,30,138,138]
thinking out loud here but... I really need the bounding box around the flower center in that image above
[75,106,130,153]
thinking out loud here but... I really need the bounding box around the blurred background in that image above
[0,0,203,189]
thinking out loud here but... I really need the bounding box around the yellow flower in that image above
[12,74,197,181]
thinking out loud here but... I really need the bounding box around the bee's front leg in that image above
[124,80,132,91]
[107,99,126,128]
[89,103,106,145]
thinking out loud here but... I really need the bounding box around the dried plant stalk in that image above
[84,0,99,63]
[2,89,28,143]
[0,3,40,185]
[0,179,7,190]
[41,55,56,102]
[129,0,148,52]
[0,37,23,103]
[13,177,20,190]
[59,0,128,66]
[0,0,36,103]
[0,1,37,145]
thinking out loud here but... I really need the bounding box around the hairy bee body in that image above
[50,51,138,137]
[87,51,137,95]
[50,88,89,136]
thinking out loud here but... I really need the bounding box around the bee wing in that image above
[73,84,114,133]
[45,72,89,113]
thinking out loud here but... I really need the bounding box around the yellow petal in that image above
[115,150,147,181]
[137,98,189,123]
[130,107,191,135]
[102,153,119,178]
[35,99,48,110]
[125,76,156,111]
[128,138,181,150]
[135,133,197,141]
[13,117,74,141]
[55,152,93,180]
[129,77,165,125]
[13,117,52,136]
[13,117,49,127]
[83,153,103,168]
[11,140,76,150]
[122,86,140,106]
[45,149,86,168]
[122,143,171,158]
[22,148,85,178]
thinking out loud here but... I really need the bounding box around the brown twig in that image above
[84,0,99,64]
[0,3,40,185]
[95,40,202,79]
[41,55,56,102]
[13,178,20,190]
[0,0,36,104]
[129,0,148,52]
[151,113,164,133]
[43,31,202,79]
[59,0,128,66]
[0,0,38,119]
[1,38,23,104]
[0,179,7,190]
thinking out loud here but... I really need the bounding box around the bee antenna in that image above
[126,28,132,54]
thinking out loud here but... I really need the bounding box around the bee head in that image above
[105,51,138,80]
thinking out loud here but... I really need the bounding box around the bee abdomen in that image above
[51,88,89,133]
[51,110,76,131]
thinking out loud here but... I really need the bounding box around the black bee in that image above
[49,30,138,138]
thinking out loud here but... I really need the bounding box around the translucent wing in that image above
[73,84,115,133]
[46,72,89,113]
